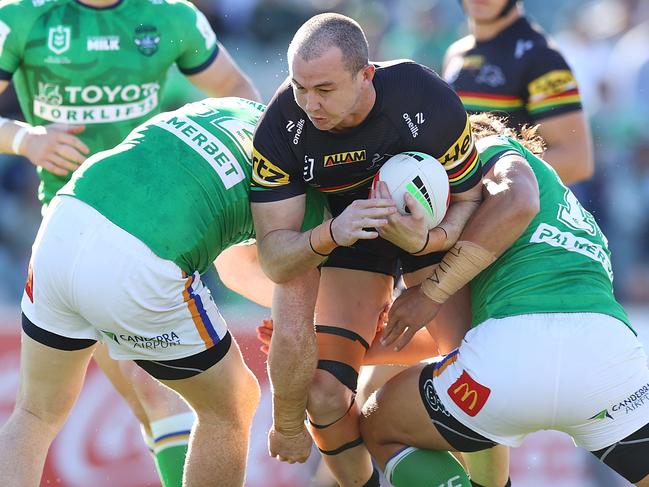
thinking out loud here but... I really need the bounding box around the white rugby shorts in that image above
[21,196,229,361]
[432,312,649,451]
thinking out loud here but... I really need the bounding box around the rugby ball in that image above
[374,151,450,229]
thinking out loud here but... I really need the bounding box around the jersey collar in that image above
[74,0,125,11]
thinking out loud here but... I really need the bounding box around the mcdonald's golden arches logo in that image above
[447,370,490,417]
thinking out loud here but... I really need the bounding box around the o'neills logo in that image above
[402,113,419,138]
[324,150,366,167]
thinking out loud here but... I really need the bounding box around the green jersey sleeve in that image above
[0,0,41,76]
[171,0,219,75]
[475,134,524,174]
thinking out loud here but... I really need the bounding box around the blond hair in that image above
[469,112,546,156]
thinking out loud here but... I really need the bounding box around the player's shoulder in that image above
[445,34,476,58]
[511,17,567,61]
[375,59,432,79]
[376,59,456,108]
[375,59,449,92]
[139,0,200,17]
[0,0,66,18]
[476,134,518,154]
[258,78,304,130]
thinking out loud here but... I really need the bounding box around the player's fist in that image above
[268,424,312,464]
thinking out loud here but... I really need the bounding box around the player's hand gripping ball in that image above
[374,151,450,229]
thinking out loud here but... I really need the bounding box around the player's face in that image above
[462,0,510,22]
[290,47,373,132]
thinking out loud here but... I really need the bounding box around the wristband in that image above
[308,229,330,257]
[420,240,496,304]
[0,117,9,130]
[328,217,340,246]
[410,231,430,255]
[11,126,28,155]
[309,218,339,257]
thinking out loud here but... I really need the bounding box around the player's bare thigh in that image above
[360,363,454,468]
[316,267,393,344]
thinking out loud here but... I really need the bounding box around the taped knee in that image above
[316,325,370,393]
[308,399,363,455]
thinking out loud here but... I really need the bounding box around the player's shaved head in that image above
[288,13,369,74]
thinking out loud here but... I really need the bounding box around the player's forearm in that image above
[268,270,319,433]
[421,158,539,304]
[417,187,482,255]
[258,220,336,283]
[438,198,481,249]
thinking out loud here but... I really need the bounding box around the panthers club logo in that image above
[133,24,160,56]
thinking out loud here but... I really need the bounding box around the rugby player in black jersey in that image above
[250,12,508,487]
[444,0,593,184]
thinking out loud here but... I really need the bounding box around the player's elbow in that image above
[258,256,293,284]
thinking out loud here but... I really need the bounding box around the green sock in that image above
[150,411,195,487]
[385,446,471,487]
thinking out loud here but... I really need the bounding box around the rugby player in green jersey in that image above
[358,114,649,486]
[0,97,328,487]
[0,0,260,484]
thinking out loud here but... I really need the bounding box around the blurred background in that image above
[0,0,647,486]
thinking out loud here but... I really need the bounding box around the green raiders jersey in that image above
[59,97,328,275]
[0,0,219,204]
[470,135,630,330]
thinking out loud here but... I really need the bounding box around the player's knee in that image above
[307,369,354,420]
[12,400,70,434]
[359,392,387,450]
[239,367,261,417]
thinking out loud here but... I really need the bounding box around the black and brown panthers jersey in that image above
[250,60,481,217]
[443,17,582,129]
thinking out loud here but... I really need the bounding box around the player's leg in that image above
[0,324,96,487]
[118,358,194,487]
[360,363,474,487]
[306,266,393,487]
[567,315,649,487]
[137,333,260,487]
[356,363,410,410]
[589,421,649,487]
[92,343,151,431]
[403,266,511,487]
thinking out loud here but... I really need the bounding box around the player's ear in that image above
[360,64,375,82]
